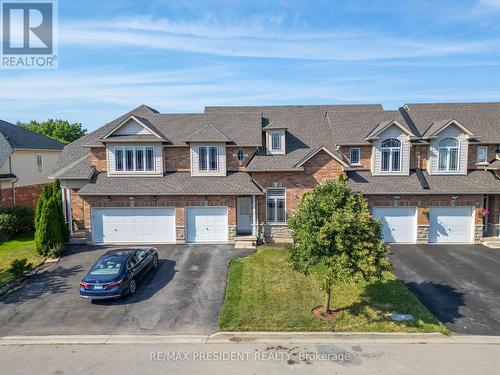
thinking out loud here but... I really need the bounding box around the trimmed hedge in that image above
[0,206,34,243]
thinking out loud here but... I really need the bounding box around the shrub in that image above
[8,258,33,279]
[0,206,34,243]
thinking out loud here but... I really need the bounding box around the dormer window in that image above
[198,146,218,172]
[114,146,156,173]
[266,130,285,155]
[438,138,459,172]
[381,139,401,172]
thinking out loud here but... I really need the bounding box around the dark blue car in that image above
[80,248,159,300]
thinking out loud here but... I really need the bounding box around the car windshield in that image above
[89,256,123,276]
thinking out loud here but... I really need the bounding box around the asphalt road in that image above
[390,244,500,335]
[0,244,252,336]
[1,340,499,375]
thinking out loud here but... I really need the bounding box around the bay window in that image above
[114,146,156,173]
[266,188,286,224]
[438,138,459,172]
[381,139,401,172]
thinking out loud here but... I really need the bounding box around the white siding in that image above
[371,125,411,176]
[427,125,468,175]
[107,144,163,176]
[190,144,226,177]
[114,119,153,135]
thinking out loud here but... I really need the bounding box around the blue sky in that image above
[2,0,500,131]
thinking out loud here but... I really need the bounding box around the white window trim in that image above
[476,145,488,165]
[380,139,402,172]
[266,130,285,155]
[36,154,43,174]
[350,147,361,165]
[265,188,286,224]
[271,132,282,151]
[198,145,219,172]
[112,146,157,174]
[438,138,460,172]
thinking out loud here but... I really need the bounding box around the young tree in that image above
[17,119,87,144]
[287,175,392,315]
[52,180,70,242]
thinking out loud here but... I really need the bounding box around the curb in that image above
[1,332,500,346]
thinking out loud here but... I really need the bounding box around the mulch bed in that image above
[311,306,341,320]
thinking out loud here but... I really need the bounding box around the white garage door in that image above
[92,207,176,244]
[429,207,473,243]
[186,207,228,243]
[372,207,417,243]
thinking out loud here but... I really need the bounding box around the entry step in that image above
[480,237,500,249]
[234,235,257,249]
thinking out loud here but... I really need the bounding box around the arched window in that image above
[381,139,401,172]
[438,138,459,172]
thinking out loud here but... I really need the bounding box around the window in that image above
[477,146,488,164]
[271,132,281,151]
[36,154,43,174]
[145,147,155,171]
[237,149,245,163]
[438,138,459,172]
[115,149,124,171]
[125,148,134,171]
[350,148,360,165]
[381,139,401,172]
[135,148,144,171]
[198,146,219,172]
[266,188,286,224]
[209,146,218,171]
[114,146,156,173]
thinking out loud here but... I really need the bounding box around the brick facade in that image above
[164,147,191,172]
[226,147,257,171]
[0,183,46,209]
[90,147,107,172]
[339,145,371,169]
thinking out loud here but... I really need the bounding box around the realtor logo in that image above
[1,0,58,68]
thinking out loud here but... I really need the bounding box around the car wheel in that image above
[152,255,159,268]
[128,279,137,295]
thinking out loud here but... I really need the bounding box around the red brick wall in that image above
[69,188,87,230]
[411,145,429,170]
[90,147,107,172]
[488,195,500,225]
[164,147,190,172]
[252,150,344,222]
[467,144,497,169]
[79,195,237,228]
[339,145,371,169]
[365,194,484,225]
[0,184,46,209]
[226,147,257,171]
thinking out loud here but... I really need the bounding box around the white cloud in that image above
[58,16,499,61]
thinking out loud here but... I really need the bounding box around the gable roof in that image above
[184,123,232,143]
[101,115,166,141]
[403,102,500,142]
[0,119,64,150]
[365,119,417,140]
[420,118,474,139]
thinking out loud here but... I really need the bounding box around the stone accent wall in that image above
[90,147,107,172]
[475,225,484,242]
[164,147,191,172]
[0,183,46,209]
[259,224,293,244]
[417,225,429,243]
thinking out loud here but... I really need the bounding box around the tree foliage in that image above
[34,181,67,257]
[286,175,393,312]
[18,119,87,144]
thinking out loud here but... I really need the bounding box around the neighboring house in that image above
[51,103,500,246]
[0,120,64,208]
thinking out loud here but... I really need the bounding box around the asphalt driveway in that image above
[390,244,500,335]
[0,244,252,336]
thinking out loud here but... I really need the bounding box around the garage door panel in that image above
[186,207,228,243]
[372,207,416,243]
[429,207,472,243]
[92,208,176,244]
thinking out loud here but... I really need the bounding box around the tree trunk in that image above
[323,288,331,314]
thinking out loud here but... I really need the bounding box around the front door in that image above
[237,197,252,235]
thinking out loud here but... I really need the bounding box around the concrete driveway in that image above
[0,244,252,336]
[390,244,500,335]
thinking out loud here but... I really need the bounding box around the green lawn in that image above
[219,246,448,333]
[0,233,45,286]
